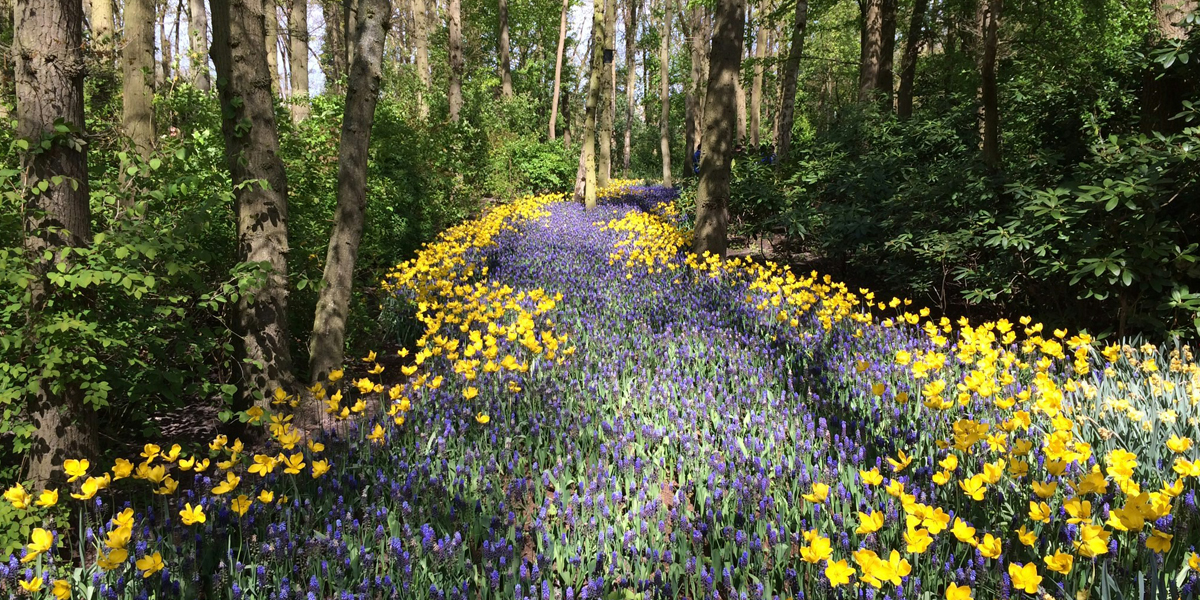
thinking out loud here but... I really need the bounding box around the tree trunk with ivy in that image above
[308,0,390,383]
[210,0,301,410]
[15,0,98,487]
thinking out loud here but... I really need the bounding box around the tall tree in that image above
[413,0,430,118]
[977,0,1000,170]
[895,0,927,118]
[735,4,748,141]
[597,0,614,186]
[623,0,637,174]
[876,0,896,107]
[0,0,11,120]
[448,0,463,121]
[92,0,115,55]
[188,0,211,90]
[288,0,309,121]
[123,0,156,156]
[574,0,605,208]
[210,0,301,407]
[549,0,570,139]
[749,1,765,146]
[693,0,744,257]
[159,0,174,84]
[308,0,390,382]
[321,0,347,93]
[658,0,671,185]
[858,0,883,101]
[15,0,98,487]
[775,0,805,162]
[498,0,513,97]
[685,3,707,162]
[264,0,281,94]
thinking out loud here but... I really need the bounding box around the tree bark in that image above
[597,0,614,186]
[978,0,1000,171]
[287,0,309,120]
[123,0,156,157]
[895,0,926,118]
[685,2,705,162]
[735,5,746,141]
[693,0,744,258]
[413,0,429,117]
[1140,0,1197,133]
[549,0,569,139]
[210,0,301,408]
[322,0,347,93]
[264,0,280,95]
[858,0,882,101]
[876,0,896,108]
[498,0,512,97]
[188,0,211,89]
[749,3,764,146]
[623,0,637,174]
[92,0,114,55]
[159,0,173,84]
[775,0,805,162]
[448,0,463,121]
[15,0,98,488]
[309,0,389,382]
[658,0,671,185]
[574,0,604,209]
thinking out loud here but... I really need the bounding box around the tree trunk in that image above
[344,0,357,65]
[776,0,805,162]
[549,0,569,139]
[322,0,347,93]
[693,0,744,258]
[287,0,309,120]
[1140,0,1197,133]
[895,0,926,118]
[658,0,671,185]
[210,0,301,409]
[597,0,614,186]
[623,0,636,175]
[309,0,389,383]
[685,2,705,162]
[188,0,211,89]
[498,0,512,97]
[574,0,604,208]
[749,3,764,146]
[858,0,882,101]
[92,0,114,55]
[15,0,98,488]
[413,0,429,117]
[876,0,896,108]
[735,5,746,141]
[264,0,280,95]
[448,0,463,121]
[159,0,174,84]
[0,0,11,121]
[978,0,1000,171]
[123,0,156,156]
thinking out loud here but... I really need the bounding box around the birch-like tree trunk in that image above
[15,0,98,487]
[308,0,390,383]
[693,0,744,258]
